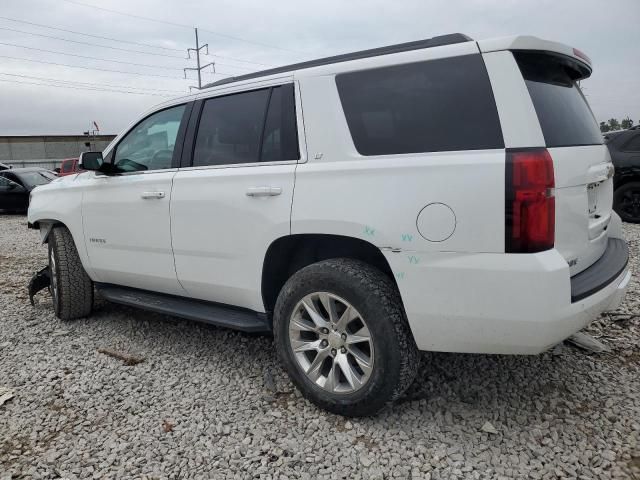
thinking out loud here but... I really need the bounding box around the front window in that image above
[113,104,186,172]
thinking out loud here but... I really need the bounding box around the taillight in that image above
[505,148,555,253]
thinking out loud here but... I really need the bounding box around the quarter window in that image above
[193,84,299,167]
[335,55,504,156]
[113,104,186,172]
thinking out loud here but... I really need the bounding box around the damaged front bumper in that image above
[28,266,50,306]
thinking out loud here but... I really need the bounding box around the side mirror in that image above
[78,151,104,171]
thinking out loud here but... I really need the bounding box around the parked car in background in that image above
[0,167,56,212]
[58,158,81,176]
[0,162,10,170]
[29,34,629,416]
[606,126,640,222]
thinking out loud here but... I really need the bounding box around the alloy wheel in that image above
[288,292,374,394]
[49,248,58,303]
[620,189,640,221]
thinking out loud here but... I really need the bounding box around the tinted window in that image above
[193,85,298,167]
[622,134,640,152]
[261,84,299,162]
[194,89,268,166]
[114,104,186,172]
[514,52,602,148]
[0,172,20,186]
[0,176,16,189]
[335,55,504,156]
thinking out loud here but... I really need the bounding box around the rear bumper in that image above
[571,238,628,302]
[384,239,631,355]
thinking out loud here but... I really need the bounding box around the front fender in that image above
[27,174,97,280]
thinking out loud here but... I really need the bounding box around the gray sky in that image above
[1,0,638,135]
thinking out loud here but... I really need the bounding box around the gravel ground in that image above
[0,214,639,480]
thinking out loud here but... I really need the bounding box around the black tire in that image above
[48,226,93,320]
[614,181,640,223]
[273,258,418,416]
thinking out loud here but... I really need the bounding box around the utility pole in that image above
[184,27,215,90]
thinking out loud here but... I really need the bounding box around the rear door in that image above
[170,81,301,312]
[512,51,612,275]
[82,103,191,295]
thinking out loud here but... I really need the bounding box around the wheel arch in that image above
[29,219,65,244]
[261,234,400,315]
[614,167,640,190]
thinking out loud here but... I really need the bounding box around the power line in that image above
[0,72,185,93]
[0,77,176,97]
[58,0,307,55]
[0,42,257,78]
[0,25,274,69]
[0,26,186,59]
[0,15,185,52]
[0,54,186,79]
[207,53,273,68]
[0,54,238,79]
[0,41,184,71]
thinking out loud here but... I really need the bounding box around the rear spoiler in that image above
[477,35,592,79]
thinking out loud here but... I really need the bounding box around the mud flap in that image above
[28,266,51,306]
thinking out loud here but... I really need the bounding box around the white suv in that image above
[28,34,631,416]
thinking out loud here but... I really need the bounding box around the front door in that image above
[82,103,190,295]
[171,82,302,311]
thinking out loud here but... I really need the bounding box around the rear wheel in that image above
[48,226,93,320]
[614,181,640,223]
[273,258,418,416]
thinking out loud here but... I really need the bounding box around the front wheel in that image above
[48,226,93,320]
[614,181,640,223]
[273,258,418,416]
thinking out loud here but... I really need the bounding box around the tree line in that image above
[599,117,635,132]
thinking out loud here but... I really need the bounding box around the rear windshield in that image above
[336,54,504,156]
[514,51,602,148]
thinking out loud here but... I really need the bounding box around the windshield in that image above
[18,171,56,187]
[514,51,602,148]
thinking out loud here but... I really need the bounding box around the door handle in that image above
[246,186,282,197]
[140,191,165,199]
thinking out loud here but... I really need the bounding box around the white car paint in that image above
[28,35,629,355]
[81,169,183,295]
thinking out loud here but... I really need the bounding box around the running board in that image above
[95,284,270,333]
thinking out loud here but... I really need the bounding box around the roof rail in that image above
[203,33,473,89]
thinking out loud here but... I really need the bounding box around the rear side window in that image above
[514,51,602,148]
[335,55,504,156]
[193,84,299,167]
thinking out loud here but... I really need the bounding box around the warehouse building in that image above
[0,134,116,170]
